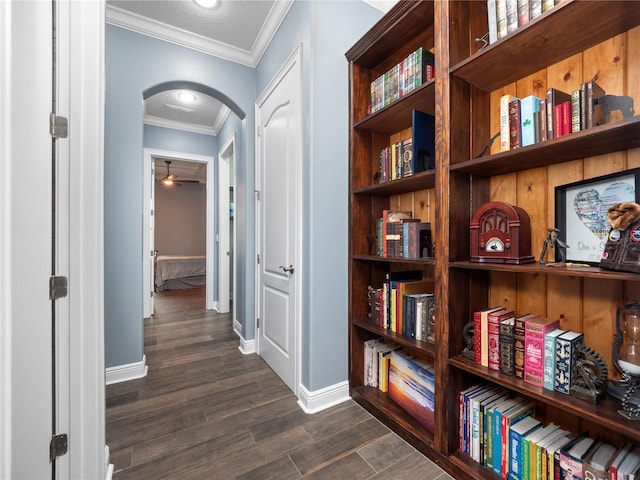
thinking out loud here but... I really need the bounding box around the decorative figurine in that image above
[570,344,608,404]
[539,227,569,264]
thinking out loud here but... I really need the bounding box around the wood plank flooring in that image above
[106,288,453,479]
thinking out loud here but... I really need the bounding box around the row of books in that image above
[460,383,637,479]
[487,0,558,45]
[500,81,607,152]
[369,47,434,114]
[365,341,435,432]
[376,209,432,259]
[368,277,435,341]
[474,308,586,395]
[376,110,436,183]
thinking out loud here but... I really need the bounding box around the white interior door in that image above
[256,45,302,394]
[143,153,155,318]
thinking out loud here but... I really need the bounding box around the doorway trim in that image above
[218,134,236,317]
[143,148,215,312]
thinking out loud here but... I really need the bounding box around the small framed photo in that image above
[555,168,640,265]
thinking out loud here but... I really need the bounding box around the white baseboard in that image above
[104,445,112,480]
[297,381,350,414]
[105,355,148,385]
[234,327,256,354]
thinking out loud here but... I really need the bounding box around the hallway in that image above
[106,289,452,479]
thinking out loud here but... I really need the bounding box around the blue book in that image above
[483,393,510,467]
[543,328,565,391]
[491,397,521,474]
[409,109,436,174]
[508,416,541,480]
[520,95,541,147]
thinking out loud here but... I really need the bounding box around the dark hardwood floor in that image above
[106,288,453,479]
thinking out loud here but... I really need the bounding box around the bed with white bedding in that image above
[154,254,206,291]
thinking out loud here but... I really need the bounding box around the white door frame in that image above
[143,148,215,311]
[1,1,106,478]
[254,44,303,396]
[218,134,236,314]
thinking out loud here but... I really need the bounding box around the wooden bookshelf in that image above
[347,1,640,478]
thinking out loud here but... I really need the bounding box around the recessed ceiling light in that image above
[178,91,197,103]
[194,0,219,8]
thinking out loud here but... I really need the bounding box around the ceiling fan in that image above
[158,160,202,186]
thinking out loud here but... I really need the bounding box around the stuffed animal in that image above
[600,202,640,273]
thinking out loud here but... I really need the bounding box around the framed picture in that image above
[555,168,640,265]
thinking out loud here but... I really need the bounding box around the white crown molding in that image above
[144,114,222,136]
[361,0,397,13]
[106,4,255,67]
[252,1,294,66]
[210,105,231,135]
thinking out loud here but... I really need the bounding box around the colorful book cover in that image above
[524,317,559,387]
[482,392,510,467]
[500,94,518,151]
[520,95,541,146]
[496,0,508,39]
[509,98,522,149]
[571,88,582,132]
[459,384,485,453]
[545,87,571,139]
[514,314,537,379]
[586,80,606,128]
[554,330,584,394]
[559,434,594,480]
[498,399,533,477]
[388,351,435,433]
[474,306,504,365]
[489,310,515,371]
[488,0,498,44]
[490,397,520,472]
[543,328,565,391]
[508,416,541,480]
[499,317,516,376]
[528,423,560,479]
[403,222,431,259]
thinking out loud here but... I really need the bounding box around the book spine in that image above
[415,47,423,89]
[520,96,539,147]
[522,437,531,480]
[553,103,563,138]
[499,321,515,376]
[488,314,502,371]
[529,0,542,19]
[524,326,545,387]
[538,98,547,142]
[488,0,498,44]
[509,99,521,149]
[555,334,584,394]
[571,89,582,132]
[500,95,515,152]
[517,0,529,27]
[506,0,518,33]
[514,317,526,379]
[561,101,571,136]
[496,0,508,39]
[474,311,482,365]
[509,428,522,479]
[543,332,559,391]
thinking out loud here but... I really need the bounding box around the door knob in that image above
[279,264,294,274]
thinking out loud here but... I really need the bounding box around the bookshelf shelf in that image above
[450,261,640,282]
[353,255,435,266]
[353,81,436,134]
[450,115,640,176]
[353,317,436,354]
[352,170,436,195]
[449,356,640,444]
[450,1,640,92]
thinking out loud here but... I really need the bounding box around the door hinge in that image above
[257,318,260,328]
[49,276,68,300]
[49,433,68,462]
[257,126,261,137]
[49,113,68,139]
[255,189,260,201]
[257,254,260,264]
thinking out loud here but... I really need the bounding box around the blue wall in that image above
[105,1,384,393]
[105,25,255,368]
[143,124,218,156]
[256,1,383,391]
